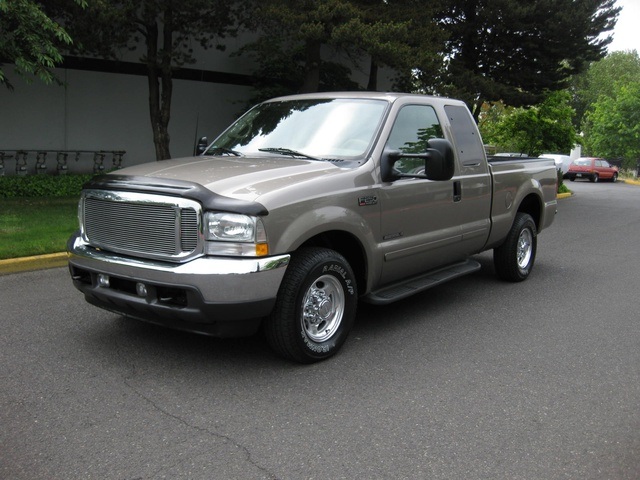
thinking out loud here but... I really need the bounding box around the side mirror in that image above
[381,138,455,182]
[424,138,455,181]
[195,136,208,156]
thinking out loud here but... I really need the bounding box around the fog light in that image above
[97,274,110,288]
[136,282,148,297]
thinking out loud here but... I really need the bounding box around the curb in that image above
[0,252,68,276]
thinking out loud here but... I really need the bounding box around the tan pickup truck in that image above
[68,92,557,363]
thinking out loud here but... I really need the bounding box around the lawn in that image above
[0,197,79,259]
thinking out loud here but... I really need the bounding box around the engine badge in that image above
[358,195,378,206]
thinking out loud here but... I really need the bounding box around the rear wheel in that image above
[493,213,537,282]
[590,173,599,183]
[264,247,357,363]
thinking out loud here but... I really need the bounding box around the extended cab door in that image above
[444,103,492,252]
[378,101,491,285]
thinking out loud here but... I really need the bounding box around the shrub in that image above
[0,174,95,198]
[557,168,565,193]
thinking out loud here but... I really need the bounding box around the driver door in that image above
[378,104,463,285]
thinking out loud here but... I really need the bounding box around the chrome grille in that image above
[180,208,199,251]
[82,190,202,262]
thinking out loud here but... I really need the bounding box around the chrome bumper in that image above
[67,233,290,336]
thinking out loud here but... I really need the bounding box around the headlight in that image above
[204,213,268,256]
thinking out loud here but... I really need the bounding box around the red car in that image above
[566,157,619,183]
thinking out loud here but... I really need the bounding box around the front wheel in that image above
[612,173,618,183]
[493,213,537,282]
[264,247,357,363]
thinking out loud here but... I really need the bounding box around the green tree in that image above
[477,101,512,150]
[239,0,443,101]
[583,82,640,169]
[0,0,86,90]
[431,0,619,120]
[51,0,240,160]
[349,0,445,92]
[571,50,640,130]
[481,91,578,157]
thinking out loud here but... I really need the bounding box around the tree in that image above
[480,91,579,157]
[238,0,444,101]
[583,82,640,169]
[347,0,446,92]
[52,0,240,160]
[571,50,640,130]
[430,0,620,120]
[0,0,86,90]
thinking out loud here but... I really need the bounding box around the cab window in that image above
[385,105,443,174]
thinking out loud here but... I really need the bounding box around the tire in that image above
[569,176,575,182]
[493,213,537,282]
[264,247,357,363]
[590,173,599,183]
[612,173,618,183]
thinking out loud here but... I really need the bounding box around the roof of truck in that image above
[266,91,465,105]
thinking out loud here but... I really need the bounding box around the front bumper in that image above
[67,233,289,337]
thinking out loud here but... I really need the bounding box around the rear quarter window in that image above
[444,105,484,165]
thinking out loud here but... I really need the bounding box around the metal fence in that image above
[0,150,125,176]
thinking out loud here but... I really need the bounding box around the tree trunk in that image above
[472,101,483,123]
[145,8,172,160]
[300,39,321,93]
[367,58,378,91]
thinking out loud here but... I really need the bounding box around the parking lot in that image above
[1,180,639,479]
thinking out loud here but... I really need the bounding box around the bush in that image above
[557,168,565,193]
[0,174,95,198]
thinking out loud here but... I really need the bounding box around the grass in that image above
[0,197,79,259]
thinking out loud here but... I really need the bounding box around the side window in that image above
[444,104,485,166]
[386,105,443,174]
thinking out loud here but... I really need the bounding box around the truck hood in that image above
[114,155,346,202]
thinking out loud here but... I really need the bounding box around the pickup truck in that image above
[68,92,557,363]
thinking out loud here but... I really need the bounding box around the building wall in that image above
[0,68,253,175]
[0,40,393,175]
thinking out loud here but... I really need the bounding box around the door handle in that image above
[453,181,462,202]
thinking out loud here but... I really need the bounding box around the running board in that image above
[363,259,482,305]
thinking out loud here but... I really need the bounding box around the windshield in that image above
[206,98,388,161]
[574,159,592,166]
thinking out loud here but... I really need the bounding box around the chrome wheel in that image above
[517,228,533,270]
[302,275,345,342]
[264,247,357,363]
[494,212,537,282]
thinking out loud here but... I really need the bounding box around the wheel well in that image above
[299,231,367,295]
[517,194,542,230]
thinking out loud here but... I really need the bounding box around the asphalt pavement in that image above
[1,179,639,479]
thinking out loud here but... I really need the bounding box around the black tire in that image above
[590,173,599,183]
[264,247,357,363]
[569,176,575,182]
[612,173,618,183]
[493,213,537,282]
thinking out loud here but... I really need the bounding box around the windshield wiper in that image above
[206,147,243,157]
[258,147,322,161]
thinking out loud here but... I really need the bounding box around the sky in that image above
[607,0,640,52]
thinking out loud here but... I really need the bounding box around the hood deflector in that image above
[84,175,268,216]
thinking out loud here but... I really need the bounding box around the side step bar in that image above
[362,259,481,305]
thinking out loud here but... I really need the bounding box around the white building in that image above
[0,38,390,175]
